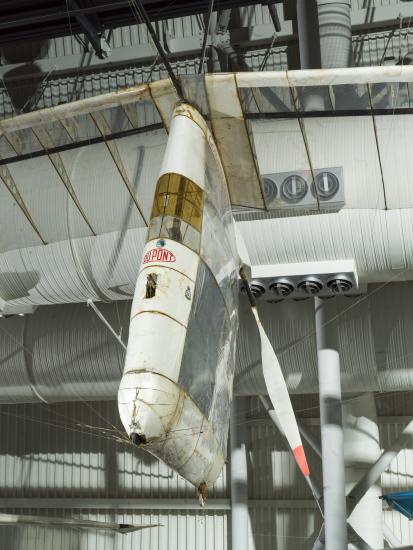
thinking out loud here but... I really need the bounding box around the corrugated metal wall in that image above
[1,395,413,548]
[0,510,229,550]
[0,401,227,499]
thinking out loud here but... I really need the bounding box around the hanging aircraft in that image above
[1,62,412,527]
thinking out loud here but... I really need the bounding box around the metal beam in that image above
[132,0,184,100]
[67,0,111,59]
[352,4,413,32]
[86,299,127,351]
[383,523,403,548]
[313,522,375,550]
[0,123,164,167]
[347,523,374,550]
[198,0,214,74]
[347,419,413,509]
[0,498,317,510]
[0,4,411,81]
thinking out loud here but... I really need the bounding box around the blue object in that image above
[382,491,413,520]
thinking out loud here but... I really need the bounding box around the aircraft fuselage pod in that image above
[118,104,239,491]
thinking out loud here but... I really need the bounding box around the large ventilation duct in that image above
[2,282,413,403]
[3,209,413,309]
[317,0,352,69]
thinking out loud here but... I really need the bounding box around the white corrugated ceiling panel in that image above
[0,183,43,252]
[375,114,413,209]
[60,141,145,234]
[237,210,398,282]
[252,117,385,210]
[253,119,310,175]
[6,155,93,244]
[303,116,385,209]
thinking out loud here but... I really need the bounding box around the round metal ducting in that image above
[327,277,353,294]
[269,279,294,297]
[312,171,340,201]
[261,177,278,203]
[281,174,308,203]
[297,278,323,295]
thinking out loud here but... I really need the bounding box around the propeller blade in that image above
[240,271,310,478]
[0,513,161,534]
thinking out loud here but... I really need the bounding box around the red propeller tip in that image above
[293,445,310,477]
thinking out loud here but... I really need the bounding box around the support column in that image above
[296,0,321,70]
[296,1,325,110]
[230,397,249,550]
[315,297,347,550]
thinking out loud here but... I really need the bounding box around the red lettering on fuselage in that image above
[143,248,176,264]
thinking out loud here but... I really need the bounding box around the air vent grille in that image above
[260,166,344,212]
[327,278,353,294]
[239,260,359,301]
[281,175,308,203]
[269,280,294,297]
[261,177,278,203]
[312,171,340,200]
[297,279,323,295]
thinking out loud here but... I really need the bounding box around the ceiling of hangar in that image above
[0,0,265,46]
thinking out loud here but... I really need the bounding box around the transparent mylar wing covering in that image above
[146,124,238,458]
[178,147,239,456]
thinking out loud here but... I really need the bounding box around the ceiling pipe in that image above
[317,0,353,69]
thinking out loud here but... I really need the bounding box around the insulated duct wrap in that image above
[2,282,413,402]
[317,0,352,69]
[0,302,128,403]
[3,209,413,310]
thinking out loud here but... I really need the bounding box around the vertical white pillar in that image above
[230,397,249,550]
[315,297,347,550]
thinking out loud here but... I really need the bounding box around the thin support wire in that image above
[198,0,214,75]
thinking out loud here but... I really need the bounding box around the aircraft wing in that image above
[1,65,413,253]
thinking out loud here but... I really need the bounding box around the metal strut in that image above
[198,0,215,74]
[132,0,184,100]
[86,299,127,351]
